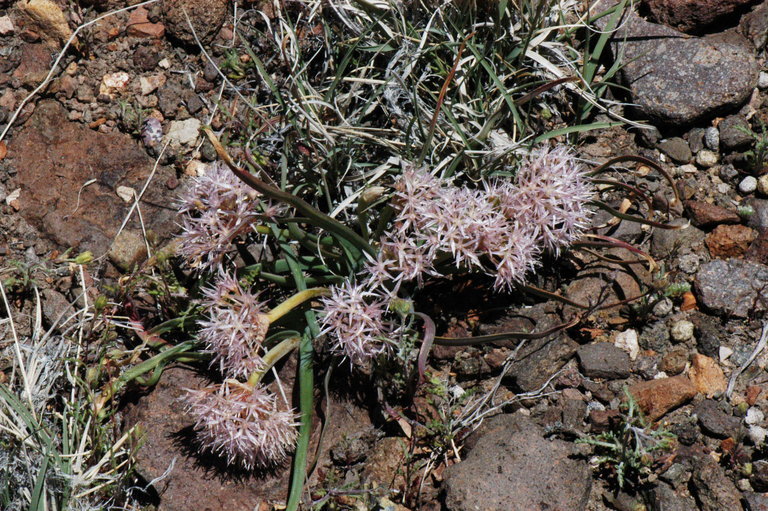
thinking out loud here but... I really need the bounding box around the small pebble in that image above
[678,254,700,274]
[750,425,768,445]
[614,329,640,360]
[746,407,765,425]
[653,297,675,316]
[759,71,768,90]
[740,176,758,194]
[696,149,718,168]
[670,320,695,343]
[719,164,738,181]
[705,126,720,150]
[759,174,768,196]
[719,346,733,362]
[717,183,731,195]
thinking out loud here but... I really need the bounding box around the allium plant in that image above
[185,380,299,470]
[198,270,270,379]
[177,161,279,270]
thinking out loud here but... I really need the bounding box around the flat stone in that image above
[746,231,768,264]
[642,0,759,33]
[508,335,579,392]
[577,343,631,379]
[696,399,742,438]
[162,0,228,46]
[744,198,768,231]
[744,491,768,511]
[705,224,758,258]
[658,137,692,163]
[108,229,148,272]
[695,149,718,168]
[741,0,768,49]
[165,118,201,149]
[694,259,768,317]
[628,375,698,421]
[127,6,166,39]
[7,100,176,255]
[659,347,689,375]
[683,200,740,228]
[651,218,706,258]
[601,6,758,127]
[719,114,753,151]
[443,414,591,511]
[690,454,743,511]
[689,353,727,397]
[12,43,52,88]
[653,481,699,511]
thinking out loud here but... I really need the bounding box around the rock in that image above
[0,15,14,36]
[750,425,768,445]
[443,414,592,511]
[695,399,742,438]
[614,329,640,360]
[133,46,161,71]
[652,481,699,511]
[139,74,167,95]
[508,335,579,392]
[744,491,768,511]
[670,320,695,343]
[8,100,177,255]
[740,176,758,194]
[696,150,719,168]
[18,0,74,48]
[641,0,759,33]
[705,224,758,258]
[640,321,672,352]
[746,407,765,425]
[361,437,407,489]
[602,7,758,127]
[760,72,768,90]
[628,375,698,421]
[688,128,706,154]
[99,72,130,99]
[744,198,768,231]
[690,455,743,511]
[108,229,148,272]
[741,0,768,49]
[658,137,692,163]
[577,343,631,379]
[12,43,52,89]
[705,126,720,150]
[689,354,727,397]
[162,0,229,46]
[694,259,768,317]
[164,118,201,149]
[651,219,706,258]
[759,175,768,197]
[719,115,754,150]
[746,231,768,264]
[659,347,689,375]
[126,6,166,39]
[691,313,721,357]
[41,288,76,328]
[683,200,740,228]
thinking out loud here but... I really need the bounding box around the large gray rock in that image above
[690,455,744,511]
[443,414,591,511]
[694,258,768,317]
[597,5,758,127]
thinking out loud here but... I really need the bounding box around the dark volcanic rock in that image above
[694,258,768,317]
[658,137,692,163]
[690,454,744,511]
[695,399,742,438]
[8,100,177,256]
[599,5,758,127]
[651,219,707,258]
[642,0,759,34]
[741,0,768,49]
[577,343,631,379]
[443,414,591,511]
[719,115,754,151]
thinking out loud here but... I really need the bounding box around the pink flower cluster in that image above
[198,271,270,379]
[318,281,391,365]
[369,145,593,292]
[178,162,279,270]
[319,145,593,366]
[185,380,299,470]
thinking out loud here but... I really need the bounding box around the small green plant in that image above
[576,387,676,489]
[738,119,768,173]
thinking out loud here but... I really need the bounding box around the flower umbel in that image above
[319,281,391,365]
[198,271,270,379]
[185,380,299,470]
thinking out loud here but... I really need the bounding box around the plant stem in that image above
[247,336,301,387]
[266,288,329,323]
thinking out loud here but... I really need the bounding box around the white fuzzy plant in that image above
[0,269,136,511]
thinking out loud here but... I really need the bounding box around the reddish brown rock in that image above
[684,200,741,228]
[126,6,165,39]
[628,375,698,421]
[689,353,727,398]
[162,0,228,46]
[8,100,177,256]
[642,0,760,33]
[705,224,757,258]
[747,231,768,264]
[12,43,52,88]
